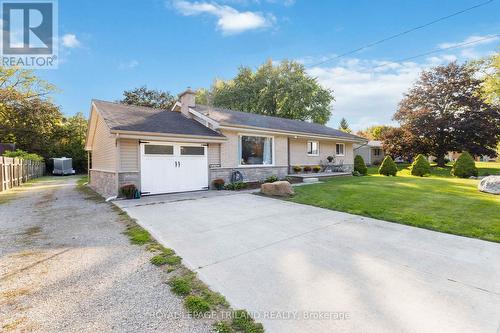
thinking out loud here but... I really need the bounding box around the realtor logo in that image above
[1,0,57,68]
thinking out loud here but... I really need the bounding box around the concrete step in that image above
[303,177,319,183]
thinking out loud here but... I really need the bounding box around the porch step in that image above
[303,177,319,183]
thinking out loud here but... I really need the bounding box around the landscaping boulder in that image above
[478,176,500,195]
[260,181,294,197]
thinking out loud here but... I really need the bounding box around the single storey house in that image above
[85,89,366,197]
[354,140,385,165]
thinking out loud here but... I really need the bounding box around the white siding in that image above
[91,114,116,171]
[119,139,139,172]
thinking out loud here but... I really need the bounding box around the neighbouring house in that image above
[354,140,384,165]
[84,89,366,197]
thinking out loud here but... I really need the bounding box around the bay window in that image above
[239,135,273,165]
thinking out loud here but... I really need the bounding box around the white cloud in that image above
[61,34,81,48]
[118,60,139,70]
[171,0,275,35]
[305,35,499,131]
[438,34,500,49]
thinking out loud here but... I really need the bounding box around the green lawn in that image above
[290,162,500,243]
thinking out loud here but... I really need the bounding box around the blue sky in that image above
[39,0,500,130]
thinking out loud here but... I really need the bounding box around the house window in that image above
[144,144,173,155]
[307,141,319,156]
[373,148,381,156]
[239,135,273,165]
[335,143,345,156]
[180,146,205,155]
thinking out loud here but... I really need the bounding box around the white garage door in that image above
[140,142,208,195]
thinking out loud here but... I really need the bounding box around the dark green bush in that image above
[264,175,279,183]
[327,155,334,163]
[292,165,302,173]
[451,151,478,178]
[224,182,248,190]
[3,149,44,162]
[378,156,398,176]
[410,154,431,177]
[354,155,367,175]
[312,165,321,173]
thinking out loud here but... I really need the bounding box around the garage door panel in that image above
[140,143,208,195]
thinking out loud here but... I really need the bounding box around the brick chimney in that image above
[178,87,196,118]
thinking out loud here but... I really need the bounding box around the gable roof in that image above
[92,100,224,138]
[193,105,365,142]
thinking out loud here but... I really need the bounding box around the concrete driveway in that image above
[116,191,500,333]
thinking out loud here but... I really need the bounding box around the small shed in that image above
[52,157,75,175]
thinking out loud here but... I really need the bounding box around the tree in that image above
[378,156,398,176]
[478,50,500,106]
[206,60,334,124]
[53,113,88,173]
[357,125,393,140]
[393,62,500,167]
[120,86,175,109]
[338,118,351,133]
[354,155,367,175]
[410,154,431,177]
[0,67,62,159]
[451,151,478,178]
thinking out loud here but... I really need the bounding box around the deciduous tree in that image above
[120,86,175,110]
[205,60,334,124]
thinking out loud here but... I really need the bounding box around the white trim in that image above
[188,107,220,129]
[335,143,345,156]
[307,140,319,156]
[238,133,275,167]
[219,124,366,143]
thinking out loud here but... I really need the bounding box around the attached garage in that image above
[140,142,208,195]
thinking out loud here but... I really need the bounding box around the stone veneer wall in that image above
[209,166,288,187]
[89,170,117,198]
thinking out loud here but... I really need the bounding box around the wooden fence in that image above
[0,157,46,192]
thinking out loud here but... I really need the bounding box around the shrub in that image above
[224,182,248,190]
[264,175,279,183]
[212,178,225,190]
[168,276,192,296]
[312,165,321,173]
[120,184,137,199]
[327,155,334,163]
[410,154,431,177]
[3,149,43,162]
[378,156,398,176]
[354,155,367,175]
[451,151,478,178]
[150,255,168,266]
[185,295,211,315]
[231,310,264,333]
[303,166,312,172]
[292,165,302,173]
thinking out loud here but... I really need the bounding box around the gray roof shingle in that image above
[194,105,365,141]
[93,100,224,138]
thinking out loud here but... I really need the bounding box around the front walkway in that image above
[116,192,500,333]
